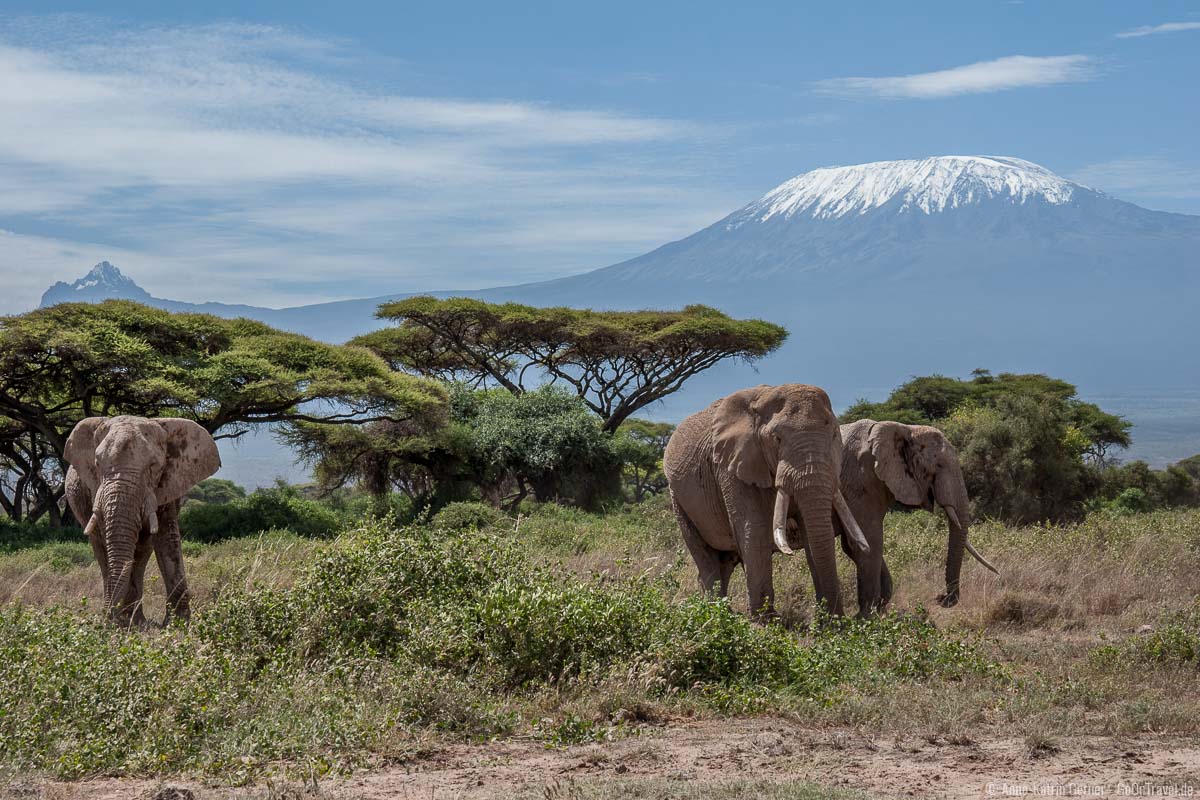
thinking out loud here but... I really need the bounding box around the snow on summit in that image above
[732,156,1081,224]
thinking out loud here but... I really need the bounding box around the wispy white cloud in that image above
[0,18,727,313]
[1072,158,1200,200]
[1115,21,1200,38]
[815,55,1099,99]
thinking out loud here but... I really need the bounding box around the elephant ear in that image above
[867,422,927,506]
[63,417,111,491]
[711,385,774,488]
[154,419,221,504]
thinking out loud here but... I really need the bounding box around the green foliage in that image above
[430,501,507,530]
[613,418,674,502]
[846,370,1135,523]
[1096,460,1200,513]
[0,519,997,778]
[186,478,247,505]
[286,384,627,513]
[1110,488,1152,513]
[942,396,1096,523]
[0,300,447,525]
[1092,604,1200,668]
[0,520,82,553]
[1177,454,1200,481]
[179,484,344,543]
[360,297,787,431]
[466,385,620,504]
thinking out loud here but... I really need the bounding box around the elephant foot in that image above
[936,590,960,608]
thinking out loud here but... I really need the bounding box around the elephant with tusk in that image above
[836,419,999,617]
[64,415,220,626]
[664,384,869,619]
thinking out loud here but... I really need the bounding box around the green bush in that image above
[179,485,343,543]
[0,519,999,778]
[1092,604,1200,669]
[430,501,506,531]
[0,520,82,553]
[1110,487,1152,514]
[186,478,247,505]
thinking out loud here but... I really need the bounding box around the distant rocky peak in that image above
[40,261,152,307]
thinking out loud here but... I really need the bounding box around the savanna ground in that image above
[2,500,1199,799]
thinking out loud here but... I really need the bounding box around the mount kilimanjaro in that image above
[40,154,1200,430]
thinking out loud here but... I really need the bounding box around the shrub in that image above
[179,485,343,543]
[186,478,247,505]
[0,519,999,778]
[1091,604,1200,669]
[1110,487,1152,514]
[431,501,506,531]
[0,520,82,553]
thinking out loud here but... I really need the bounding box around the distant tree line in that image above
[0,297,784,528]
[845,369,1198,523]
[0,300,444,527]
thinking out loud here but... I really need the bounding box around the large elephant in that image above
[64,415,220,625]
[664,384,869,618]
[836,419,998,617]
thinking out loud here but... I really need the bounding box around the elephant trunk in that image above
[99,476,144,620]
[777,450,843,616]
[796,483,842,616]
[941,506,967,607]
[936,473,999,608]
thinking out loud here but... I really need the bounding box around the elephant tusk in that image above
[965,540,1000,576]
[834,490,870,553]
[772,488,794,555]
[84,512,100,538]
[945,506,963,530]
[945,506,1000,576]
[143,493,160,536]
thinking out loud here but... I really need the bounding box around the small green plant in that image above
[430,501,507,531]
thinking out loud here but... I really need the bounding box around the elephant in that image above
[835,419,998,617]
[663,384,870,619]
[63,415,220,626]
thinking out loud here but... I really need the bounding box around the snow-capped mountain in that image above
[729,156,1077,222]
[38,156,1200,466]
[520,155,1198,292]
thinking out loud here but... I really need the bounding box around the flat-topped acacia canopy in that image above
[357,297,788,432]
[0,300,447,522]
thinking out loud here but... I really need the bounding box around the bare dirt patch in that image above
[18,720,1200,800]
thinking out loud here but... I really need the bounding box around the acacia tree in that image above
[354,297,787,432]
[0,300,446,525]
[614,418,675,502]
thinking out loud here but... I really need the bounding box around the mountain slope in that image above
[37,156,1200,466]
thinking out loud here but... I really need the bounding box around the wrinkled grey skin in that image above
[836,419,996,617]
[663,384,868,619]
[64,416,220,626]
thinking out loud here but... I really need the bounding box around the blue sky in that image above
[0,1,1197,312]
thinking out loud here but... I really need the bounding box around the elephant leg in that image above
[717,553,740,597]
[854,550,884,619]
[120,536,153,627]
[839,519,886,618]
[879,558,894,612]
[719,480,776,620]
[674,496,725,595]
[152,503,191,623]
[88,528,110,602]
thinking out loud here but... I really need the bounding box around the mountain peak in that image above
[40,261,152,307]
[79,261,135,289]
[731,155,1085,225]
